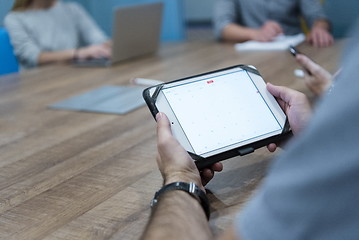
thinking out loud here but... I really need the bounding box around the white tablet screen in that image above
[162,69,283,155]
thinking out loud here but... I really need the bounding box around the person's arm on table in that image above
[38,2,111,65]
[37,49,76,64]
[221,21,283,43]
[213,0,282,42]
[4,11,110,67]
[38,44,111,64]
[299,0,333,47]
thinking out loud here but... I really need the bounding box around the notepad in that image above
[49,85,146,115]
[235,33,305,51]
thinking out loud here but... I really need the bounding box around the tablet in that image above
[143,65,291,169]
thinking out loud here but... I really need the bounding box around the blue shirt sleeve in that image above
[299,0,328,29]
[236,23,359,240]
[4,13,42,68]
[213,0,239,40]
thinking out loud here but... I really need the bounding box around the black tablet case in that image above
[143,65,292,169]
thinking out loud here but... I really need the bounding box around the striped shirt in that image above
[213,0,327,39]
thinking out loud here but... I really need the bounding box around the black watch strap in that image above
[151,182,210,220]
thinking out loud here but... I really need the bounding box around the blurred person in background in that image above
[213,0,334,47]
[4,0,111,69]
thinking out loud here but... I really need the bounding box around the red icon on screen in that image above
[207,80,214,84]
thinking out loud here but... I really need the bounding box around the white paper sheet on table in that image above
[234,33,305,51]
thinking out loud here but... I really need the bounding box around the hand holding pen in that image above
[289,46,334,96]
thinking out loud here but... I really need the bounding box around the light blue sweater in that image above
[4,1,108,69]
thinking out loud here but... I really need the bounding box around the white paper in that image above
[131,78,164,86]
[235,33,305,51]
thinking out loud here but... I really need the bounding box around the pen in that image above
[289,45,312,76]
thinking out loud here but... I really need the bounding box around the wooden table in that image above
[0,40,344,239]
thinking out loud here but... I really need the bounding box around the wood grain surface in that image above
[0,39,344,240]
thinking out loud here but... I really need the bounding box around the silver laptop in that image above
[73,2,163,67]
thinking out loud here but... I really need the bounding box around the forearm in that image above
[312,19,331,31]
[37,49,76,65]
[221,23,257,43]
[141,190,212,240]
[145,113,237,240]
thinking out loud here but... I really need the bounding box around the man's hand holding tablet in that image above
[143,65,293,169]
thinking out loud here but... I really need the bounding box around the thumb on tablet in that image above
[156,112,173,141]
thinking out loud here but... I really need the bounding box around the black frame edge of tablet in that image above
[143,64,259,119]
[142,64,292,170]
[194,129,293,170]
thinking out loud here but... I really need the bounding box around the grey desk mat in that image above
[49,85,146,115]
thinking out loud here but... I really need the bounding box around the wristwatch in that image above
[151,182,210,220]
